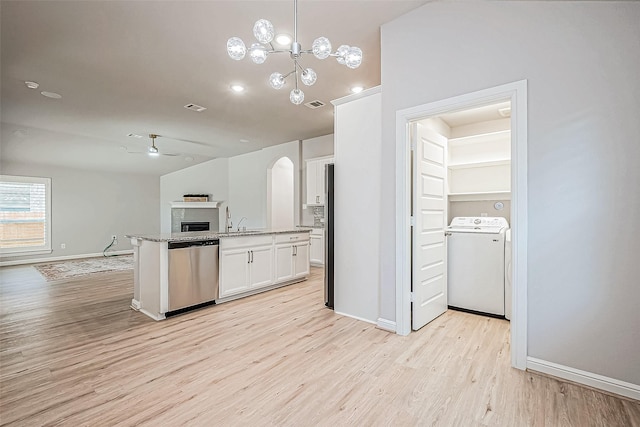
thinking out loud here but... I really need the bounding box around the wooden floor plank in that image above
[1,264,638,426]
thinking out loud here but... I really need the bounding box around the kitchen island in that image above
[126,228,312,320]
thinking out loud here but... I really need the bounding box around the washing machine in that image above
[446,217,509,317]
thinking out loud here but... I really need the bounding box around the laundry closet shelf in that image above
[448,159,511,170]
[448,191,511,202]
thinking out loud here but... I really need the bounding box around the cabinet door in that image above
[274,244,294,283]
[306,160,318,205]
[219,248,250,297]
[293,242,310,278]
[315,160,325,205]
[310,234,324,265]
[249,245,274,288]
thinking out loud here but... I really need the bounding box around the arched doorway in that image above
[267,156,294,229]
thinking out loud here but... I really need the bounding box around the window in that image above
[0,175,51,255]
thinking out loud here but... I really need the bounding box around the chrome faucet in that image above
[236,217,247,232]
[225,206,232,233]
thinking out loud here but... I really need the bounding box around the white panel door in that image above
[412,123,448,330]
[293,242,310,278]
[219,248,250,298]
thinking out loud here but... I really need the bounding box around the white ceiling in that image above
[1,0,427,176]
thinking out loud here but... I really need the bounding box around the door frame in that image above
[395,80,528,370]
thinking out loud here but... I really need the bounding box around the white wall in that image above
[0,161,159,262]
[160,158,229,232]
[381,2,640,385]
[333,88,381,323]
[228,141,300,230]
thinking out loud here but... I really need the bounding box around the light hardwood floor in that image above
[0,264,638,426]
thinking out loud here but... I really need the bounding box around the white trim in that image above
[0,249,134,267]
[376,317,397,332]
[527,357,640,401]
[140,308,165,322]
[130,299,142,310]
[395,80,528,370]
[331,85,381,107]
[334,310,377,325]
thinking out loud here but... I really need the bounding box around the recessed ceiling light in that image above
[127,133,143,138]
[239,139,249,143]
[25,81,39,89]
[274,34,292,46]
[230,84,245,93]
[41,91,62,99]
[350,86,364,94]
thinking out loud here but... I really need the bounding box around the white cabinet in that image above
[309,228,324,266]
[219,236,274,298]
[306,157,333,206]
[274,233,310,283]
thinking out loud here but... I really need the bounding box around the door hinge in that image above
[411,138,417,152]
[409,292,415,302]
[410,216,415,227]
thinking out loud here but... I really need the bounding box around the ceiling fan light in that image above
[148,145,159,154]
[301,68,317,86]
[249,43,268,64]
[290,88,304,105]
[312,37,332,59]
[335,45,350,65]
[345,46,363,69]
[227,37,246,61]
[253,19,275,44]
[269,72,285,90]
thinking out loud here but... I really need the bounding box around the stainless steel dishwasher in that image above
[167,239,219,312]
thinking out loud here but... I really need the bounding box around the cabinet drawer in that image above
[275,233,310,244]
[220,235,273,249]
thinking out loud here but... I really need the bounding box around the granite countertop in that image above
[125,228,311,243]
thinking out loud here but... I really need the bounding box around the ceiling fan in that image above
[125,134,180,157]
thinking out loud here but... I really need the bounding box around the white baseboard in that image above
[139,307,165,321]
[334,310,377,325]
[376,317,397,333]
[0,250,133,267]
[130,299,141,311]
[527,357,640,401]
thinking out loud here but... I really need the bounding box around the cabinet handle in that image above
[247,251,251,264]
[251,250,254,263]
[293,245,297,256]
[316,195,319,203]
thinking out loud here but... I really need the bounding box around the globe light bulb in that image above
[249,43,268,64]
[290,89,304,105]
[345,46,363,69]
[312,37,332,60]
[301,68,317,86]
[269,72,285,90]
[227,37,246,61]
[253,19,275,44]
[336,45,350,65]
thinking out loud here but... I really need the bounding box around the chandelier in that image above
[226,0,363,105]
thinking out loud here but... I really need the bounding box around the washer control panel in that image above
[449,217,509,229]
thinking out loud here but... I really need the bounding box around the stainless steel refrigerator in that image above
[324,163,334,309]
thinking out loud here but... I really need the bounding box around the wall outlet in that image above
[60,243,66,249]
[480,213,488,217]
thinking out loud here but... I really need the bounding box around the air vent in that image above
[127,133,143,138]
[184,103,207,112]
[304,100,325,109]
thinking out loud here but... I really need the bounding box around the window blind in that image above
[0,176,51,253]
